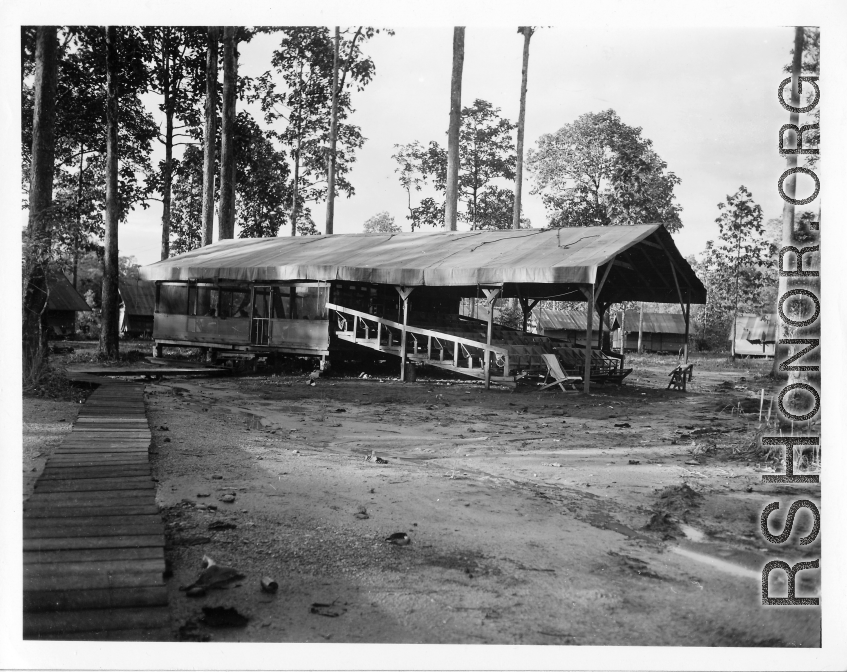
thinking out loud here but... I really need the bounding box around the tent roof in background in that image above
[47,272,91,312]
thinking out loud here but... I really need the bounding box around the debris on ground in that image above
[181,555,245,592]
[643,510,680,538]
[177,619,210,641]
[385,532,410,546]
[218,493,236,503]
[354,505,369,520]
[208,520,237,531]
[628,460,641,465]
[365,450,388,464]
[260,577,279,593]
[202,606,250,627]
[310,601,347,617]
[614,423,632,428]
[656,483,703,517]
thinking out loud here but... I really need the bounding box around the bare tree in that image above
[444,27,465,231]
[22,26,58,380]
[512,26,534,229]
[218,26,237,240]
[201,26,219,246]
[99,26,120,358]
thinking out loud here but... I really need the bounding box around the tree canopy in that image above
[526,109,682,232]
[392,99,526,231]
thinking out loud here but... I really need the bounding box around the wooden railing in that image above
[326,302,511,378]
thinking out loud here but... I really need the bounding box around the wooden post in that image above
[377,321,382,346]
[400,301,408,380]
[637,302,644,354]
[596,303,605,351]
[482,288,501,390]
[619,309,625,355]
[583,284,594,393]
[683,296,690,364]
[396,287,415,381]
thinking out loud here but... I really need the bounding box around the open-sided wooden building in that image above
[119,280,156,338]
[46,272,91,337]
[611,310,688,353]
[140,224,706,391]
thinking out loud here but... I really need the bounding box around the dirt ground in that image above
[22,345,821,646]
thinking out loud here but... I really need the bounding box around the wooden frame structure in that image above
[141,225,706,392]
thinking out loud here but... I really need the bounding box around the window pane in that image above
[191,286,216,316]
[294,285,328,320]
[272,288,289,319]
[253,289,269,319]
[158,284,188,314]
[219,289,250,318]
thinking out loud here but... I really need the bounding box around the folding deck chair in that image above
[540,354,581,391]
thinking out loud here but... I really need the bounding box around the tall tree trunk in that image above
[159,29,173,259]
[201,26,219,247]
[325,27,340,235]
[218,26,237,240]
[513,27,533,230]
[731,237,741,358]
[99,25,120,359]
[772,27,804,377]
[161,109,174,259]
[445,27,465,231]
[72,145,85,334]
[23,26,58,380]
[290,135,301,237]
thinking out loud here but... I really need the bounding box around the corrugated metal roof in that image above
[119,280,157,316]
[611,310,687,334]
[730,314,777,343]
[46,272,91,312]
[535,308,611,332]
[140,225,705,304]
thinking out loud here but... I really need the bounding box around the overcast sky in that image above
[108,24,810,266]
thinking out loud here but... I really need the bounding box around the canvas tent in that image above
[611,310,688,353]
[46,272,91,337]
[730,313,776,357]
[141,224,706,391]
[119,280,156,337]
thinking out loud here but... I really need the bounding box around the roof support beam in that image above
[582,283,594,394]
[396,286,415,381]
[651,236,689,315]
[594,255,616,303]
[481,288,500,389]
[638,246,673,288]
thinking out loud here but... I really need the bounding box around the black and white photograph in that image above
[3,1,846,670]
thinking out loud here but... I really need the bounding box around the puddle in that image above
[671,546,760,580]
[581,512,650,541]
[679,524,706,543]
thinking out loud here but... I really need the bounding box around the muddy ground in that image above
[22,346,821,646]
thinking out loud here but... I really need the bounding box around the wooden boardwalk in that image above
[23,382,170,641]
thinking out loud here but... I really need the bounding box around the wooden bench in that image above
[667,363,695,391]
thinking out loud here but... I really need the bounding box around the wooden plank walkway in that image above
[23,382,170,641]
